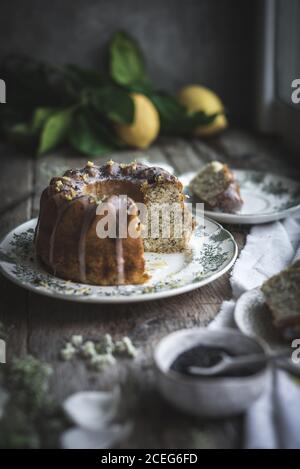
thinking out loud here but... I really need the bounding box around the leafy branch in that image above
[0,31,218,156]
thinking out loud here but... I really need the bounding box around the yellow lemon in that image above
[178,85,227,136]
[116,93,160,149]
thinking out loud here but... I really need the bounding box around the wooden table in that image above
[0,129,299,448]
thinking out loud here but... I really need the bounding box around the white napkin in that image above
[209,217,300,330]
[208,216,300,449]
[244,368,300,449]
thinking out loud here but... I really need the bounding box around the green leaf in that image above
[38,108,72,155]
[69,112,117,156]
[150,93,186,132]
[179,110,219,133]
[127,81,154,95]
[31,107,56,133]
[150,92,218,135]
[92,85,134,124]
[109,31,146,86]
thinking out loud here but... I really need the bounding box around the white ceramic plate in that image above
[180,170,300,224]
[235,287,300,375]
[0,217,237,304]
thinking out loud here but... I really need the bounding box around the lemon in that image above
[116,93,160,149]
[178,85,227,136]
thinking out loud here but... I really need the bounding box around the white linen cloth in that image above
[208,216,300,449]
[209,217,300,330]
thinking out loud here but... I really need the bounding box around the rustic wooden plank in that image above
[0,145,32,361]
[25,290,236,448]
[0,200,31,239]
[0,274,28,359]
[189,137,224,164]
[159,138,203,173]
[0,144,33,215]
[206,128,300,176]
[26,290,224,400]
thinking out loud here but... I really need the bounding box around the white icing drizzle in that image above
[115,196,126,285]
[78,200,96,283]
[116,238,125,285]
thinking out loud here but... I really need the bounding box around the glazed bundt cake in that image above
[35,161,195,286]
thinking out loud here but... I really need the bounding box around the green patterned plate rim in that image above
[0,217,237,304]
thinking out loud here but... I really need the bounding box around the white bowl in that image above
[154,328,270,418]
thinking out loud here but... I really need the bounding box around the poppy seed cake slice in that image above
[261,260,300,335]
[189,161,243,213]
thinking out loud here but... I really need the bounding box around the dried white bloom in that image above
[96,334,114,354]
[90,353,116,371]
[71,335,83,347]
[81,341,96,358]
[115,337,137,358]
[61,342,77,361]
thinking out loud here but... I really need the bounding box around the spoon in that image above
[188,349,291,377]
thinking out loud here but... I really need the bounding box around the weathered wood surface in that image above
[0,129,299,449]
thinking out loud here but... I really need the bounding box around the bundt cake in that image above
[35,161,195,286]
[189,161,243,213]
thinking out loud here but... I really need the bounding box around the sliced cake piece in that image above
[189,161,243,213]
[261,260,300,338]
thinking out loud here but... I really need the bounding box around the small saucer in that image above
[234,288,300,376]
[154,328,270,418]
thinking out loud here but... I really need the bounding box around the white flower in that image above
[61,342,76,361]
[96,334,114,354]
[81,341,96,358]
[71,335,83,347]
[90,353,116,371]
[115,337,137,358]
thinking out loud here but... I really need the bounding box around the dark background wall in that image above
[0,0,256,126]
